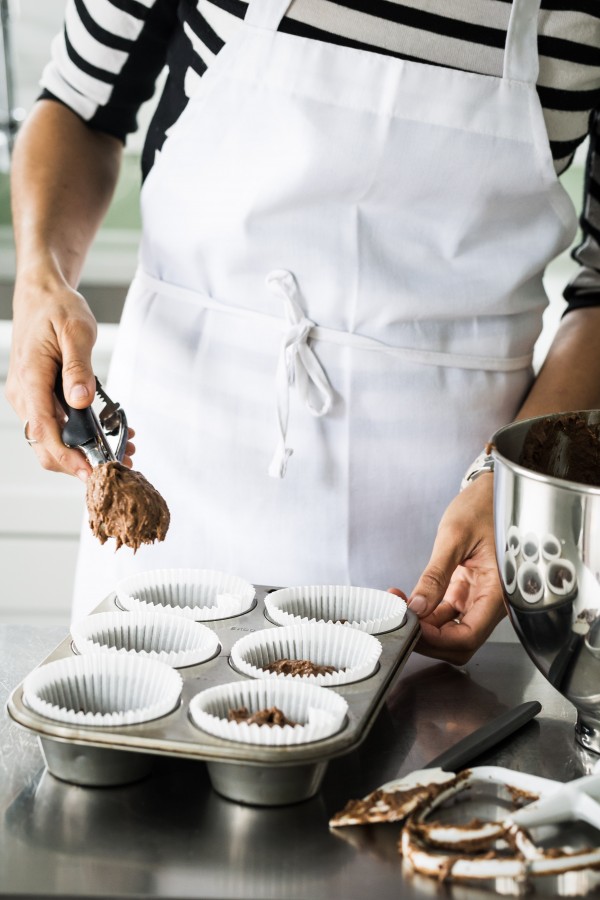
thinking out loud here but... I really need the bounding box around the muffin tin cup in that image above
[71,611,220,669]
[264,585,406,635]
[22,654,182,728]
[189,679,348,746]
[115,568,255,621]
[230,622,381,686]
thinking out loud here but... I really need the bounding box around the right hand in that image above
[5,272,134,479]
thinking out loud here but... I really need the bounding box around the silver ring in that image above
[23,419,38,445]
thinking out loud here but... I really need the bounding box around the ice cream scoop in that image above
[55,371,169,551]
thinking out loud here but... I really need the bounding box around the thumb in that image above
[409,541,464,619]
[60,323,97,409]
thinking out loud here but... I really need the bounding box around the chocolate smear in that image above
[86,461,170,551]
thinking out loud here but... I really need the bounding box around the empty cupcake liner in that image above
[189,679,348,746]
[71,611,220,668]
[546,559,577,597]
[517,562,544,605]
[585,619,600,658]
[230,622,382,686]
[264,585,406,635]
[521,532,540,563]
[506,525,521,556]
[541,533,562,561]
[115,569,255,621]
[22,653,182,727]
[503,556,517,594]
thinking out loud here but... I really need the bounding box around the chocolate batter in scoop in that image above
[86,461,170,551]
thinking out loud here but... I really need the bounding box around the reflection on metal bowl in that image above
[491,410,600,754]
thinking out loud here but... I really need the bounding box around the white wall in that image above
[0,326,116,626]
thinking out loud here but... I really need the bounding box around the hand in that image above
[5,271,135,478]
[390,474,505,665]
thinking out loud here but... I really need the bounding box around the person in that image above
[6,0,600,665]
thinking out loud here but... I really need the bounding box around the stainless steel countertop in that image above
[0,624,594,899]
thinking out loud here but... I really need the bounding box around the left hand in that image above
[389,474,506,665]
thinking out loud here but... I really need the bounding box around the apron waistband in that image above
[133,267,533,478]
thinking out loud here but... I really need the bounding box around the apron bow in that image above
[266,269,334,478]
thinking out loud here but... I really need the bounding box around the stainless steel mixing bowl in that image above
[491,410,600,754]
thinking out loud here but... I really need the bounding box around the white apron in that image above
[72,0,576,620]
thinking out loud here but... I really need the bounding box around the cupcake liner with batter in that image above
[189,678,348,745]
[231,622,381,686]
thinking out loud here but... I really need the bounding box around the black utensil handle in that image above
[424,700,542,772]
[54,370,99,448]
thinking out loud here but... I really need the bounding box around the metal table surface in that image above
[0,624,596,900]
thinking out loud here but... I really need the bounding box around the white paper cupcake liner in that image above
[517,563,544,604]
[521,532,540,563]
[71,611,220,668]
[585,620,600,658]
[115,568,255,621]
[231,622,381,686]
[264,585,406,635]
[506,525,521,556]
[189,679,348,746]
[502,556,517,594]
[23,654,182,727]
[546,559,577,597]
[541,533,562,561]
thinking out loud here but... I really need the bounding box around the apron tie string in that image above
[266,269,334,478]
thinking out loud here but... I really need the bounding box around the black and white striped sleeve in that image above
[39,0,178,143]
[564,109,600,314]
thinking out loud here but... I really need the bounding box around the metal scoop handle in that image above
[54,371,126,466]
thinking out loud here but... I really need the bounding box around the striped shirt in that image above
[40,0,600,312]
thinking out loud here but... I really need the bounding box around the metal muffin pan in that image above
[8,586,420,805]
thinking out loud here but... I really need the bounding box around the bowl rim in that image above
[491,409,600,496]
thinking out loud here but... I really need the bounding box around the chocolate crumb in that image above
[262,658,338,677]
[227,706,298,727]
[86,461,170,551]
[524,576,541,594]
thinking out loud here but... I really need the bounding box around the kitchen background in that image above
[0,1,587,634]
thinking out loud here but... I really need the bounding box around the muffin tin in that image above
[7,585,419,806]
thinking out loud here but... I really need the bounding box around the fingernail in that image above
[77,469,89,483]
[70,384,89,401]
[409,595,427,615]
